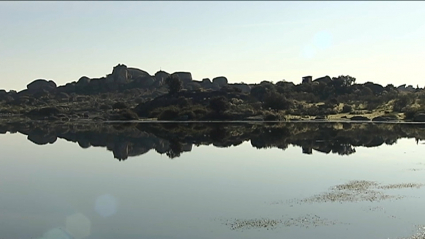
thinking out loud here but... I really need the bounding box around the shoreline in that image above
[1,114,425,125]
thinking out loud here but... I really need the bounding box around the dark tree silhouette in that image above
[263,91,292,111]
[332,75,356,87]
[209,96,230,114]
[250,85,268,101]
[165,75,182,95]
[331,75,356,95]
[166,140,182,159]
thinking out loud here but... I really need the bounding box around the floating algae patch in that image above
[378,183,425,190]
[223,218,282,230]
[279,180,414,205]
[332,180,378,191]
[301,190,399,203]
[301,180,401,203]
[283,214,342,228]
[222,214,342,230]
[301,190,398,203]
[399,225,425,239]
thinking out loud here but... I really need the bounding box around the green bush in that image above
[112,102,128,110]
[158,108,179,120]
[193,108,208,115]
[209,96,230,114]
[263,91,292,111]
[177,97,190,108]
[393,93,416,112]
[341,105,352,113]
[264,113,280,121]
[306,105,319,116]
[403,107,425,120]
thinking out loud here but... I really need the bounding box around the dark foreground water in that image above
[1,122,425,239]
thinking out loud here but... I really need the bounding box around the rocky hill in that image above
[1,64,425,123]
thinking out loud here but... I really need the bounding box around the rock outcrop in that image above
[112,64,129,84]
[127,68,150,79]
[313,76,331,84]
[7,64,252,100]
[172,72,192,84]
[212,76,228,87]
[364,82,385,95]
[27,79,57,93]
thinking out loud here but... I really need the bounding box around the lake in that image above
[0,122,424,239]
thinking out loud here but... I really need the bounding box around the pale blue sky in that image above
[1,1,424,91]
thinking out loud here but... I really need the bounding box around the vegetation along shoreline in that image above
[1,64,425,123]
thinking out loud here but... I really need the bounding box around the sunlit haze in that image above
[1,1,424,91]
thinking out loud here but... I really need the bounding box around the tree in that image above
[250,85,268,101]
[332,75,356,87]
[209,96,230,115]
[393,93,416,112]
[165,75,182,95]
[263,91,292,111]
[331,75,356,95]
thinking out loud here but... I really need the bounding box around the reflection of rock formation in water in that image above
[1,121,425,160]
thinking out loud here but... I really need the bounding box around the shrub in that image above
[263,91,292,111]
[112,102,128,110]
[306,105,319,116]
[393,93,416,112]
[117,109,139,120]
[100,104,111,110]
[341,105,352,113]
[193,108,208,115]
[177,96,190,108]
[180,110,196,120]
[158,108,179,120]
[403,107,425,120]
[209,96,230,114]
[264,113,280,121]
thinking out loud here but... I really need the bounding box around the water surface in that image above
[0,122,425,239]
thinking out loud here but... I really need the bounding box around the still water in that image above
[0,123,425,239]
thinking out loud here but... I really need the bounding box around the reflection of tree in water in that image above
[166,140,182,159]
[332,143,356,156]
[210,125,226,143]
[251,126,291,150]
[2,122,425,160]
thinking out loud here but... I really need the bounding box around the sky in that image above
[1,1,424,91]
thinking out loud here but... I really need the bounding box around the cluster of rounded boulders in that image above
[154,71,169,87]
[172,72,192,84]
[0,63,256,120]
[313,76,332,84]
[127,67,150,79]
[0,90,7,101]
[0,63,254,104]
[111,64,129,84]
[27,79,57,93]
[212,76,228,87]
